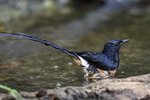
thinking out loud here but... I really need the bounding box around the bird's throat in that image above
[102,46,120,62]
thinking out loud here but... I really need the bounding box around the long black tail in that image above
[0,32,79,59]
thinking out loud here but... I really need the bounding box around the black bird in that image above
[0,32,129,79]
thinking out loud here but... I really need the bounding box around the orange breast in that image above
[72,57,81,66]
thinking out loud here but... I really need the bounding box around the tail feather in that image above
[0,32,79,59]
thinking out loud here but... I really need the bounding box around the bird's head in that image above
[107,39,129,48]
[102,39,129,56]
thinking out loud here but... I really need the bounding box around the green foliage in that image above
[0,84,23,100]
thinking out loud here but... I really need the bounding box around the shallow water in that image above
[0,12,150,91]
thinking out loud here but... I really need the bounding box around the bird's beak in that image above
[122,39,129,44]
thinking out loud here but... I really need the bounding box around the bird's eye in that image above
[113,41,120,45]
[109,40,122,46]
[112,41,117,44]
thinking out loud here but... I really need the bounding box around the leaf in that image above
[0,84,23,100]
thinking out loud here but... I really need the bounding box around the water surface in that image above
[0,12,150,91]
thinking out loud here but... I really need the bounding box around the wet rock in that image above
[0,74,150,100]
[53,74,150,100]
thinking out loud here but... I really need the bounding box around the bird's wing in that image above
[77,52,117,70]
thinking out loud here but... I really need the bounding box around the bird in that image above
[0,32,129,79]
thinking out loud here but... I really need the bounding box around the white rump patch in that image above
[78,56,89,69]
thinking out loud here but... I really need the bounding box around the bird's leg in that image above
[108,70,117,77]
[97,68,110,78]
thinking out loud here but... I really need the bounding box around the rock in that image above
[53,74,150,100]
[0,74,150,100]
[36,90,47,98]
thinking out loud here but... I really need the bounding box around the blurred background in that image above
[0,0,150,91]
